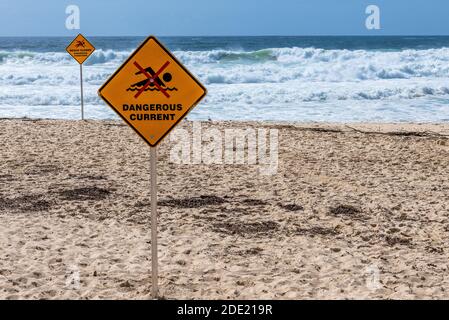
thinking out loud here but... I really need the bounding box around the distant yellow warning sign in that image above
[98,36,207,147]
[66,34,95,64]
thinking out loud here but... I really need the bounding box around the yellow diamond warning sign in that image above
[66,34,95,64]
[98,36,207,147]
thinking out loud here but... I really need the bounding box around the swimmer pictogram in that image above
[127,61,177,98]
[75,40,85,48]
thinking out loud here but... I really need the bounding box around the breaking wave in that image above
[1,44,449,121]
[3,46,449,83]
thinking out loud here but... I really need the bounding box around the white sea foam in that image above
[1,47,449,122]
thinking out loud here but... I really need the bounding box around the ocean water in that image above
[1,36,449,122]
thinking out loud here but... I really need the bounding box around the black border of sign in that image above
[97,35,207,148]
[66,34,96,64]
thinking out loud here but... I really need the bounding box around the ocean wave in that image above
[0,69,114,86]
[207,82,449,105]
[0,48,278,65]
[169,47,449,85]
[3,47,449,84]
[0,91,102,106]
[3,47,449,106]
[83,49,132,65]
[0,49,131,65]
[173,48,277,64]
[2,80,449,107]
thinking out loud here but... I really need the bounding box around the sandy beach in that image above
[0,118,448,299]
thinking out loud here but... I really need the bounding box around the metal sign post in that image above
[97,36,207,299]
[80,64,84,120]
[150,146,158,299]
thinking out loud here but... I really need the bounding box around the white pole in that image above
[150,146,158,299]
[80,64,84,120]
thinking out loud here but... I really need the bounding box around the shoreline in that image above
[0,119,448,299]
[1,117,449,130]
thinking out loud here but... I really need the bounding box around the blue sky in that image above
[0,0,448,36]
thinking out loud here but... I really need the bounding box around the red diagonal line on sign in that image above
[133,61,170,98]
[133,61,169,98]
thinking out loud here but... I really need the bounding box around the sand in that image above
[0,118,448,300]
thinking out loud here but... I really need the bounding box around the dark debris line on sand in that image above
[345,125,449,138]
[158,195,227,208]
[278,203,304,212]
[157,195,305,211]
[212,221,279,237]
[56,187,114,201]
[0,186,116,212]
[329,204,361,216]
[0,194,53,212]
[264,123,449,138]
[295,226,339,237]
[242,199,268,206]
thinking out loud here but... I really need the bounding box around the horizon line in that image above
[2,34,449,38]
